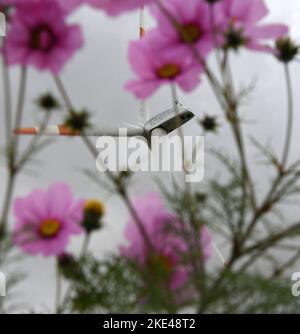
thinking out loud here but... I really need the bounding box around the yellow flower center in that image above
[39,219,61,238]
[84,200,105,216]
[157,64,181,79]
[181,23,202,44]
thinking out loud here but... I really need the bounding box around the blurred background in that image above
[1,0,300,311]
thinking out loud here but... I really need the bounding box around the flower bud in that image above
[64,110,91,132]
[224,27,246,51]
[275,37,299,63]
[199,115,219,132]
[82,200,105,233]
[36,93,60,112]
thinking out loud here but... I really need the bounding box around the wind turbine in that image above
[14,104,194,143]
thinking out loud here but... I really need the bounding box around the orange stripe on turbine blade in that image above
[139,27,145,38]
[14,125,80,136]
[14,127,37,135]
[140,6,145,38]
[57,125,81,136]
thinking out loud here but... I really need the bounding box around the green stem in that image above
[80,233,91,260]
[53,75,74,111]
[1,39,12,146]
[224,56,256,212]
[60,234,91,313]
[241,63,295,242]
[281,64,293,169]
[170,84,187,175]
[16,111,52,170]
[209,4,222,71]
[0,172,15,233]
[13,66,27,156]
[55,260,62,314]
[0,67,27,231]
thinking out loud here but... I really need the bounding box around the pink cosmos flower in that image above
[150,0,223,58]
[2,0,82,14]
[220,0,288,52]
[56,0,83,13]
[81,0,154,16]
[0,0,11,7]
[120,193,212,291]
[125,30,203,99]
[4,0,83,73]
[13,182,84,256]
[0,0,16,6]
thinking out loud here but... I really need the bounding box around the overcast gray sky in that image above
[1,0,300,311]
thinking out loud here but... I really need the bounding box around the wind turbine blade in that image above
[14,125,145,137]
[91,126,144,137]
[14,127,39,135]
[123,122,142,129]
[14,125,79,136]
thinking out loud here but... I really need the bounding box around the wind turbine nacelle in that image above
[142,104,194,149]
[143,104,194,137]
